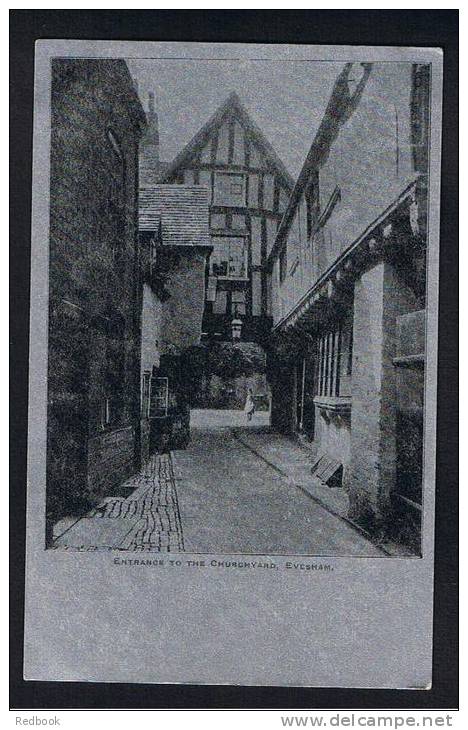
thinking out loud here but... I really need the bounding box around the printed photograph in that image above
[46,54,431,557]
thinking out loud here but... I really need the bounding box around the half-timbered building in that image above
[157,92,295,348]
[267,62,430,553]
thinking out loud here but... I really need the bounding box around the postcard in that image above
[24,40,442,687]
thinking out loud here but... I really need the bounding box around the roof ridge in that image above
[159,93,294,189]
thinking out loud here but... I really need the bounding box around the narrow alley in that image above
[53,409,383,557]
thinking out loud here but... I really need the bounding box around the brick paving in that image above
[52,410,387,556]
[52,453,184,552]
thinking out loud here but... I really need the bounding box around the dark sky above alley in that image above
[128,59,342,178]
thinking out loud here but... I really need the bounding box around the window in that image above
[250,216,262,266]
[149,377,169,418]
[262,174,275,211]
[141,371,151,418]
[232,213,246,229]
[210,213,225,229]
[231,290,246,317]
[213,172,246,207]
[209,236,247,279]
[248,174,260,208]
[315,318,353,398]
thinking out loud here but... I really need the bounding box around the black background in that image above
[10,9,458,711]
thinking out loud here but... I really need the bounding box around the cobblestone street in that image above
[53,409,383,556]
[53,453,184,552]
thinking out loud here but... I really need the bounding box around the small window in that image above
[262,174,275,211]
[210,213,225,229]
[210,236,247,279]
[315,318,353,398]
[213,172,246,207]
[232,213,246,229]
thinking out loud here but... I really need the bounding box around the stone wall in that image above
[46,59,145,532]
[346,259,420,533]
[87,426,136,502]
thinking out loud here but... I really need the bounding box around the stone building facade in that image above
[141,92,294,408]
[46,59,146,542]
[138,185,211,456]
[267,63,429,552]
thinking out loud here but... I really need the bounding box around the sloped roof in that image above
[139,185,210,248]
[160,92,295,190]
[267,63,373,267]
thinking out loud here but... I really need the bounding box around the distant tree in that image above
[181,341,266,387]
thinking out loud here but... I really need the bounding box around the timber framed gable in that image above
[158,92,294,337]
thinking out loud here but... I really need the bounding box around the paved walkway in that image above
[51,409,385,556]
[173,410,383,556]
[52,454,184,552]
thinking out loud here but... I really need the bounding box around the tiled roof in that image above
[139,185,210,247]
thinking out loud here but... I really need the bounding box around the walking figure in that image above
[244,388,256,422]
